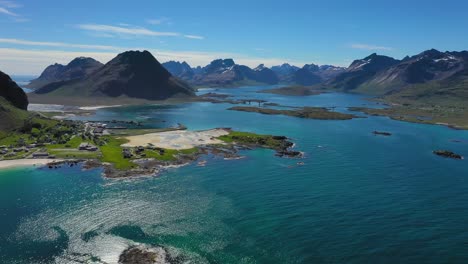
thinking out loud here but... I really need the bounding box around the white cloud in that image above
[351,43,393,51]
[184,35,204,40]
[0,6,17,16]
[0,48,116,75]
[77,24,180,37]
[0,46,311,75]
[0,38,124,51]
[0,1,29,22]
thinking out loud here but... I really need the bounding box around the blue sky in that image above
[1,0,467,75]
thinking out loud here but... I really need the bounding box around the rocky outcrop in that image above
[27,57,103,89]
[0,70,28,110]
[433,150,463,159]
[373,131,392,136]
[119,245,170,264]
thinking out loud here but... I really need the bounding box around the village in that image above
[0,121,108,161]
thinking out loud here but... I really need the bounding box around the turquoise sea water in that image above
[1,86,468,263]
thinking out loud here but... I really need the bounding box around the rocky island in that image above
[228,106,358,120]
[433,150,464,160]
[258,85,323,96]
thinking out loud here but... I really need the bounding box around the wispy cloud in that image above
[0,38,124,51]
[351,43,393,51]
[0,1,29,22]
[184,34,204,40]
[0,0,21,8]
[77,24,180,37]
[147,17,171,25]
[0,6,17,16]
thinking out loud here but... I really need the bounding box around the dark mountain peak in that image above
[271,63,300,76]
[364,53,379,60]
[302,64,320,72]
[67,57,102,67]
[162,60,194,80]
[102,50,171,80]
[112,50,158,65]
[421,48,442,57]
[348,54,399,72]
[181,61,191,68]
[209,58,235,68]
[0,70,28,110]
[254,64,266,71]
[28,56,104,89]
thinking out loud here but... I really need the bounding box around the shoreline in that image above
[0,159,63,169]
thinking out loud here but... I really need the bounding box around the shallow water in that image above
[1,86,468,263]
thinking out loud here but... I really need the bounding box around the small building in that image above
[33,152,49,158]
[13,148,25,152]
[93,127,105,135]
[79,143,98,151]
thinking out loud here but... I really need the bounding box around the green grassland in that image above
[228,106,357,120]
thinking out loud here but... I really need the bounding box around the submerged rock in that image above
[276,150,303,158]
[433,150,463,160]
[373,131,392,136]
[119,245,169,264]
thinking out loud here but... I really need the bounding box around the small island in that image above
[228,106,358,120]
[433,150,464,160]
[373,131,392,136]
[258,86,323,96]
[348,105,468,130]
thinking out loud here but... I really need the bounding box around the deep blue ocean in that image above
[1,85,468,263]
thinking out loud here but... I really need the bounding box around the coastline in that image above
[0,159,63,169]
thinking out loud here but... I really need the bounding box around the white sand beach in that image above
[122,128,230,150]
[79,105,122,110]
[0,159,62,169]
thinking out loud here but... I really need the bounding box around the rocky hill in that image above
[0,71,29,132]
[35,50,195,100]
[26,57,103,89]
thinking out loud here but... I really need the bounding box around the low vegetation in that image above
[228,106,357,120]
[218,131,286,149]
[258,86,323,96]
[349,105,468,130]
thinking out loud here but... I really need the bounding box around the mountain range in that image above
[26,48,468,107]
[34,50,195,100]
[318,49,468,105]
[161,60,345,87]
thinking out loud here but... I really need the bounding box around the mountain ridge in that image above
[34,50,195,100]
[26,57,103,89]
